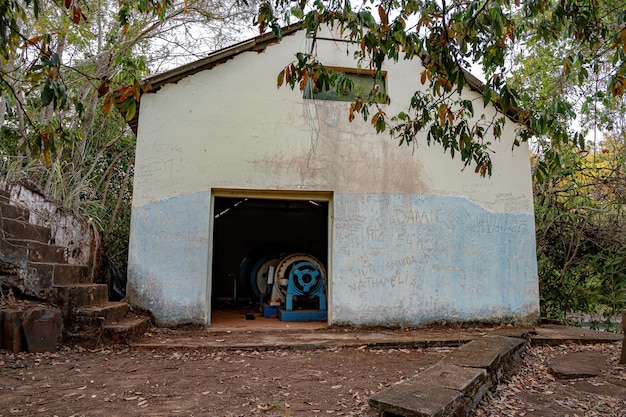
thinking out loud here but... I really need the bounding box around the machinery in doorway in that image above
[212,196,329,323]
[243,251,327,322]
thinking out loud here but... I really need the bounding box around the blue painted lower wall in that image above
[127,192,211,325]
[331,194,539,326]
[127,192,539,326]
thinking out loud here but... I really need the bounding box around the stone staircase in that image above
[0,188,149,349]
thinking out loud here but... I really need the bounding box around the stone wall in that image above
[0,177,98,272]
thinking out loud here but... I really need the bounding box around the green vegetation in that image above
[258,0,626,177]
[533,138,626,329]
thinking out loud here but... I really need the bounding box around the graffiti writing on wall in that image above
[334,194,536,301]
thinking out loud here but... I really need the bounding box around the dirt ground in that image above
[475,342,626,417]
[0,334,449,417]
[1,332,624,417]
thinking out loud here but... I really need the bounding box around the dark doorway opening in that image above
[211,195,329,326]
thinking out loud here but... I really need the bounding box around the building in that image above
[126,25,539,327]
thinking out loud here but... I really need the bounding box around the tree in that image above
[532,132,626,324]
[1,0,255,296]
[1,0,254,158]
[255,0,626,176]
[498,1,626,323]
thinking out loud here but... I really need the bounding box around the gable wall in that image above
[128,29,539,326]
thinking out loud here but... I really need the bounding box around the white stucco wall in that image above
[128,28,539,326]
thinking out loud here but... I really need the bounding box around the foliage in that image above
[500,1,626,325]
[255,0,626,176]
[1,0,255,294]
[534,137,626,325]
[265,0,626,322]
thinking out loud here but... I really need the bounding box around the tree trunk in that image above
[619,310,626,365]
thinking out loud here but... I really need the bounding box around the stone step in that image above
[64,313,150,349]
[53,283,109,308]
[0,217,51,243]
[0,237,28,265]
[369,335,526,417]
[28,262,91,286]
[76,301,129,325]
[0,200,30,221]
[103,314,150,345]
[52,263,91,285]
[5,238,68,264]
[62,302,130,345]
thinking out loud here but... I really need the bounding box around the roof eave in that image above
[143,23,303,93]
[122,23,303,134]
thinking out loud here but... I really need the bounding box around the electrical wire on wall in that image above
[303,30,321,166]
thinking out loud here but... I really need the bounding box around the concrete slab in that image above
[417,363,486,393]
[131,328,481,351]
[369,380,462,417]
[548,351,605,379]
[531,324,623,345]
[443,335,525,370]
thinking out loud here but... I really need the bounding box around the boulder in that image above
[21,307,62,353]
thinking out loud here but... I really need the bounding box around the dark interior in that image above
[211,196,328,310]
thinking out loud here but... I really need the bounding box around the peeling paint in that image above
[332,194,538,326]
[127,192,210,326]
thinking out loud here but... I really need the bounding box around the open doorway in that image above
[210,191,330,328]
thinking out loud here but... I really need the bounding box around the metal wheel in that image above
[289,261,324,295]
[250,256,281,298]
[274,253,326,299]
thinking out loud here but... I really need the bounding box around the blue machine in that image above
[285,260,326,312]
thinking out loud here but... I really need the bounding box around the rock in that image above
[21,307,62,353]
[0,309,26,353]
[572,380,626,398]
[548,351,605,379]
